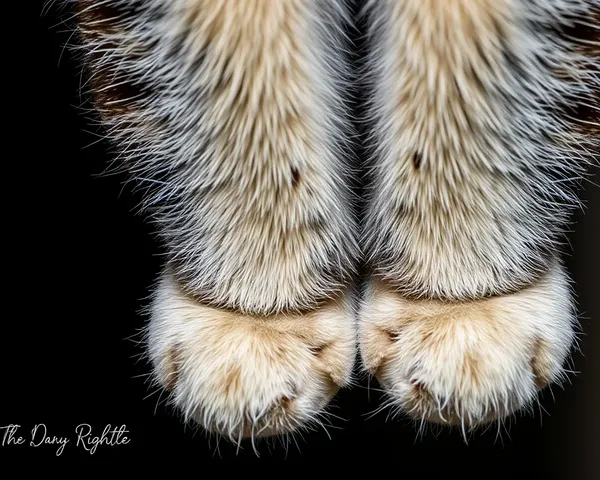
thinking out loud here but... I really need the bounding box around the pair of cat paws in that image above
[146,260,576,443]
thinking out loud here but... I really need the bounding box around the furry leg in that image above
[360,0,599,427]
[74,0,359,439]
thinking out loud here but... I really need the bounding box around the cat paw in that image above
[146,271,356,440]
[358,261,576,428]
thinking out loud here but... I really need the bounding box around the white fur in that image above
[73,0,360,440]
[147,270,356,440]
[362,0,599,300]
[359,0,597,427]
[75,0,359,314]
[71,0,598,437]
[358,260,577,428]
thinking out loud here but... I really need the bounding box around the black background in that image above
[3,1,598,473]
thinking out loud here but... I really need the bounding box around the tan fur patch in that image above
[530,339,551,390]
[164,346,182,392]
[224,365,242,398]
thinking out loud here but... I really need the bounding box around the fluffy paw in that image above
[146,271,356,440]
[358,261,576,427]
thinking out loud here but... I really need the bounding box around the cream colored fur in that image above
[74,0,359,440]
[359,0,597,429]
[76,0,359,315]
[147,270,356,442]
[71,0,598,441]
[359,260,576,428]
[363,0,599,299]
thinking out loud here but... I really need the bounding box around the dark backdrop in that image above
[2,2,598,474]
